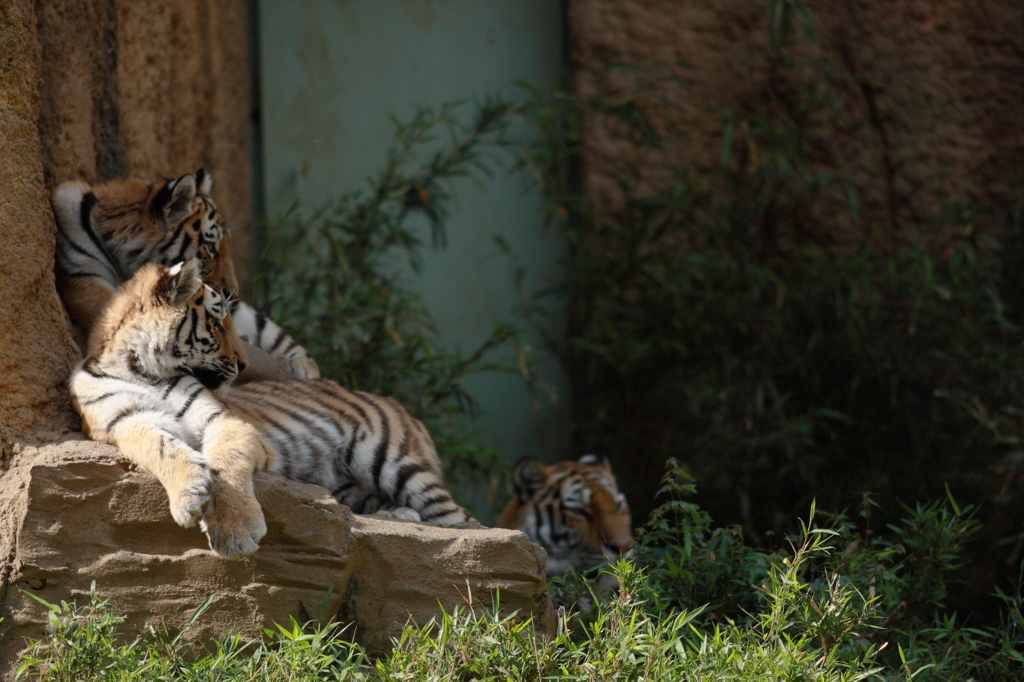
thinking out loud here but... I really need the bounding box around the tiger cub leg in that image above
[108,416,212,528]
[200,415,274,559]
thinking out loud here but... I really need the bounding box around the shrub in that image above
[17,482,1024,681]
[250,101,529,513]
[516,0,1024,583]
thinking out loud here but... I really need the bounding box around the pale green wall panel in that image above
[257,0,570,515]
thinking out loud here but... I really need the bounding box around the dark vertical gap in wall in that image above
[246,0,266,266]
[560,0,585,457]
[94,0,126,181]
[560,0,572,69]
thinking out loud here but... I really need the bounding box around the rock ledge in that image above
[0,439,552,672]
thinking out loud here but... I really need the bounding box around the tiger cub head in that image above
[82,168,237,292]
[496,454,634,577]
[87,259,248,396]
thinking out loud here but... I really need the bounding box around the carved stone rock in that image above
[0,439,553,673]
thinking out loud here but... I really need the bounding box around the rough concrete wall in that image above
[0,1,81,445]
[37,0,254,273]
[0,0,253,445]
[568,0,1024,236]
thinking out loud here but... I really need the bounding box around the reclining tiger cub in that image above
[496,454,634,580]
[52,170,317,382]
[69,259,470,559]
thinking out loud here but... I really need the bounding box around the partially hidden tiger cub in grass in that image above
[52,169,319,381]
[496,454,634,579]
[69,259,470,559]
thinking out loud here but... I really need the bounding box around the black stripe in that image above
[201,408,226,429]
[79,392,117,406]
[78,193,128,281]
[392,463,426,502]
[174,231,193,262]
[317,383,372,435]
[197,409,227,447]
[368,404,391,494]
[546,504,569,545]
[331,480,357,497]
[418,494,451,510]
[417,481,443,496]
[236,396,335,478]
[83,360,113,379]
[59,270,106,280]
[106,406,142,431]
[229,406,296,478]
[530,506,544,546]
[161,374,188,398]
[175,385,205,418]
[55,227,100,261]
[421,507,460,522]
[255,311,267,339]
[267,328,287,353]
[277,380,363,438]
[238,390,340,450]
[158,214,189,255]
[343,437,358,468]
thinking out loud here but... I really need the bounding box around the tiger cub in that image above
[496,454,633,578]
[69,260,469,558]
[52,169,319,381]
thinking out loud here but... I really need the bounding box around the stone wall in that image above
[0,0,254,445]
[568,0,1024,236]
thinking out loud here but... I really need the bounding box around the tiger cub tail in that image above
[227,299,320,380]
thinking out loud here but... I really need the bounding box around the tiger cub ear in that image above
[578,453,610,470]
[512,458,549,503]
[193,168,213,195]
[152,173,197,226]
[156,259,203,307]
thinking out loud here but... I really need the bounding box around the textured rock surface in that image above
[569,0,1024,235]
[35,0,255,275]
[0,0,255,445]
[0,0,82,444]
[0,440,553,672]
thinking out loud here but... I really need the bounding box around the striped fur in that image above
[224,381,469,524]
[496,454,633,577]
[52,170,319,380]
[70,262,469,558]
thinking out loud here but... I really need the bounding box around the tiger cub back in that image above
[496,454,633,577]
[223,380,467,524]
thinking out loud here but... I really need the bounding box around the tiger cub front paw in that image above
[276,355,321,380]
[166,463,212,529]
[200,477,266,560]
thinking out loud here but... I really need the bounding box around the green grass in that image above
[16,469,1024,681]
